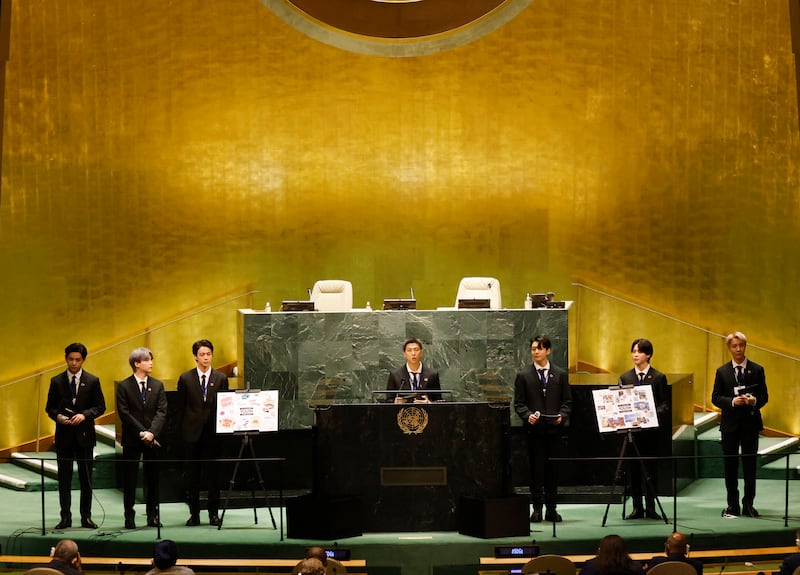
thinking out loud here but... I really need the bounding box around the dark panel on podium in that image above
[313,402,512,532]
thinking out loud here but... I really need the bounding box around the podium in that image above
[308,402,517,532]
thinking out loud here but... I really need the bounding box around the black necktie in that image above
[538,369,547,386]
[735,365,743,385]
[411,372,418,390]
[201,374,207,400]
[70,376,78,402]
[139,381,146,402]
[638,372,646,384]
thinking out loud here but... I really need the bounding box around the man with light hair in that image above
[712,331,768,518]
[34,539,82,575]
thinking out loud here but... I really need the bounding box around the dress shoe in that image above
[645,509,661,520]
[721,506,740,518]
[529,510,543,523]
[54,518,72,529]
[544,510,563,523]
[186,515,201,526]
[147,516,162,528]
[124,518,136,529]
[625,508,644,520]
[209,514,222,527]
[742,504,759,517]
[81,517,98,529]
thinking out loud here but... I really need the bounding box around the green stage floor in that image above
[0,479,798,575]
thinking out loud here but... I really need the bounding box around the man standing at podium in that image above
[619,338,670,520]
[176,339,229,526]
[712,331,768,518]
[514,336,572,523]
[386,337,441,403]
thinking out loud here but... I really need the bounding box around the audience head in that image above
[665,532,689,555]
[298,557,325,575]
[153,539,179,570]
[594,534,636,575]
[53,540,80,566]
[305,546,328,566]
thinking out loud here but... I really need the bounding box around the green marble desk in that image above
[238,306,571,430]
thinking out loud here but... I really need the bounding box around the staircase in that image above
[694,412,800,481]
[0,424,118,491]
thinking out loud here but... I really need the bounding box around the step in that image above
[759,452,800,480]
[696,429,796,478]
[0,463,59,492]
[693,411,719,435]
[96,424,118,448]
[9,442,118,491]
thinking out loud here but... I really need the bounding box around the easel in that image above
[218,430,277,531]
[601,426,668,526]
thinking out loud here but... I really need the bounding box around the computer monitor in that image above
[280,300,315,312]
[382,298,417,310]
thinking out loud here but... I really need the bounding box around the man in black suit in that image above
[176,339,229,526]
[712,331,768,518]
[647,532,703,575]
[46,343,106,529]
[385,337,441,403]
[513,335,572,523]
[116,346,168,529]
[619,338,670,520]
[33,539,83,575]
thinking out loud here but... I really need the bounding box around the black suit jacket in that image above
[513,363,572,435]
[386,364,441,401]
[779,552,800,575]
[619,366,671,427]
[46,370,106,450]
[116,375,168,447]
[176,368,229,443]
[711,360,768,433]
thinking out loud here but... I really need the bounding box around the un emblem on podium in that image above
[397,406,429,435]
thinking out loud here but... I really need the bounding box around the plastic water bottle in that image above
[365,301,372,311]
[265,302,272,312]
[524,293,532,309]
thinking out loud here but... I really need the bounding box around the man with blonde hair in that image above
[712,332,768,518]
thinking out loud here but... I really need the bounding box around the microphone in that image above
[410,287,415,300]
[401,379,407,390]
[307,287,312,298]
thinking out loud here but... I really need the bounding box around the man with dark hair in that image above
[35,539,83,575]
[514,336,572,523]
[647,532,703,575]
[144,539,195,575]
[116,347,168,529]
[619,338,670,520]
[46,343,106,529]
[176,339,229,526]
[386,337,441,403]
[712,331,768,518]
[778,528,800,575]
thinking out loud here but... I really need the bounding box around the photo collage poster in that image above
[591,384,659,433]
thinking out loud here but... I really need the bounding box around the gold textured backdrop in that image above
[1,0,799,449]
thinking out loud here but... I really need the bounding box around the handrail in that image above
[0,287,257,389]
[572,281,800,363]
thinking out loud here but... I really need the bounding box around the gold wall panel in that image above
[1,0,799,447]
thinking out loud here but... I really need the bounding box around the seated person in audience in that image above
[144,540,195,575]
[293,546,347,575]
[647,532,702,575]
[779,528,800,575]
[579,535,645,575]
[297,559,325,575]
[386,338,441,403]
[34,540,83,575]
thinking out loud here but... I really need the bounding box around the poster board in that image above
[216,389,279,434]
[591,384,658,433]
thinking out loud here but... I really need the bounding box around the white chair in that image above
[310,280,353,312]
[455,277,502,309]
[521,554,576,575]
